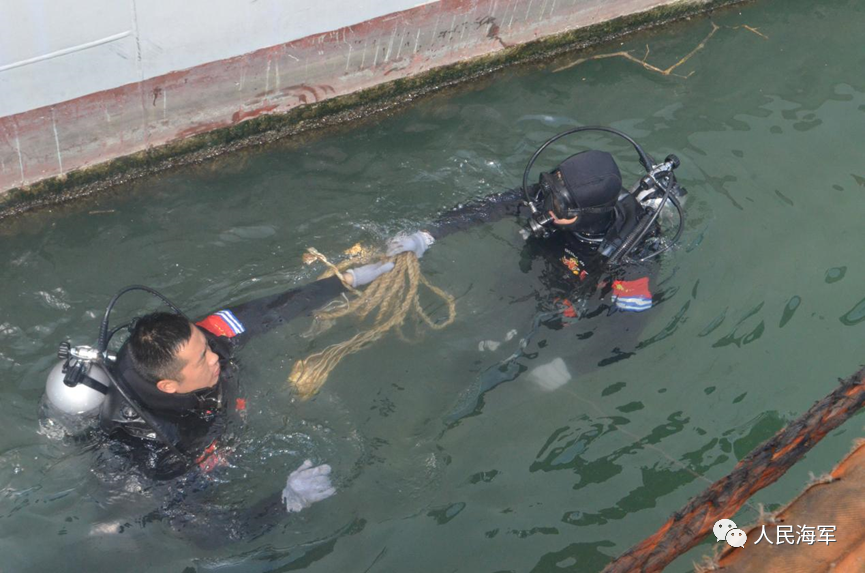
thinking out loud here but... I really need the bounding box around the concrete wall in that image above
[0,0,709,197]
[0,0,430,117]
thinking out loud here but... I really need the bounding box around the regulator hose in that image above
[92,359,193,461]
[97,285,187,354]
[521,126,656,204]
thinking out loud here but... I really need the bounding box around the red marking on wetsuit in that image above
[236,398,246,411]
[196,440,229,473]
[196,441,218,462]
[553,298,578,319]
[197,315,236,338]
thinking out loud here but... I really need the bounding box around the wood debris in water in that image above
[554,22,768,78]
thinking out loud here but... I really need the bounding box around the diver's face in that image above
[160,325,221,394]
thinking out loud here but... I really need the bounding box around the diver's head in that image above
[541,150,622,236]
[128,312,220,395]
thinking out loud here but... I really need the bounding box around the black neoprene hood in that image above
[558,150,622,207]
[557,149,622,235]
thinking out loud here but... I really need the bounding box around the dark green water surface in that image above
[3,0,865,571]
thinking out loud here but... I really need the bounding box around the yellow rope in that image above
[289,247,456,399]
[301,247,359,293]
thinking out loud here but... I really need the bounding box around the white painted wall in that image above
[0,0,428,117]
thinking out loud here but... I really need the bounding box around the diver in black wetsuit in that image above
[43,261,395,519]
[41,263,401,542]
[390,130,685,318]
[384,128,686,419]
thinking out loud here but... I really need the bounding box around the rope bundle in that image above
[289,246,456,399]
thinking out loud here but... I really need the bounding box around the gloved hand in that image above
[282,459,336,513]
[346,261,395,287]
[385,231,435,259]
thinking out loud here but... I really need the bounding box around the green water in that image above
[3,0,865,571]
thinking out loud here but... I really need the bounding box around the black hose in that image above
[92,285,193,461]
[92,360,193,462]
[106,321,133,344]
[607,175,676,266]
[522,126,656,204]
[635,192,685,263]
[97,285,187,353]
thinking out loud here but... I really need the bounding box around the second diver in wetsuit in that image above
[385,129,686,417]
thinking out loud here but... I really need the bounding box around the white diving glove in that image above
[282,459,336,513]
[385,231,435,259]
[345,261,395,287]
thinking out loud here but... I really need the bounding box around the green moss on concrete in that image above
[0,0,749,219]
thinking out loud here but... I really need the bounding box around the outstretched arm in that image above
[197,275,347,342]
[199,189,525,342]
[198,259,398,343]
[426,188,524,241]
[385,188,525,259]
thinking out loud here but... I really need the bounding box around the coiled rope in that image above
[289,246,456,399]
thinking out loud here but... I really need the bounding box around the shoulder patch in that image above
[197,310,246,338]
